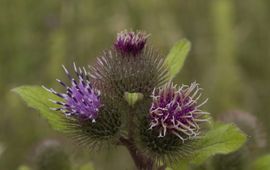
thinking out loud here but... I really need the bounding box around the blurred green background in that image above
[0,0,270,169]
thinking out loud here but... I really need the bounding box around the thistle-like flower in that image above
[35,140,71,170]
[43,63,101,122]
[114,30,149,56]
[149,82,209,141]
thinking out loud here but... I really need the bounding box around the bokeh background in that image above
[0,0,270,169]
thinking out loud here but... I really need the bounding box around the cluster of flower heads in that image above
[44,30,150,122]
[149,82,209,141]
[43,30,209,143]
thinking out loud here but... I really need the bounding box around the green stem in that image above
[119,106,166,170]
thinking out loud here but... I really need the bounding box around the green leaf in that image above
[165,39,191,79]
[174,123,247,168]
[192,123,247,164]
[252,154,270,170]
[124,92,143,107]
[13,86,67,132]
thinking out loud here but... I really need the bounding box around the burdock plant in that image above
[14,30,247,170]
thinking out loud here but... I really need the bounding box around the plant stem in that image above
[120,106,166,170]
[119,136,154,170]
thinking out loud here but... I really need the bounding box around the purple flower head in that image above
[43,63,101,122]
[149,82,209,141]
[114,30,149,56]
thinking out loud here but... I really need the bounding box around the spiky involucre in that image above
[135,82,209,164]
[137,115,195,164]
[213,111,267,170]
[64,102,122,149]
[219,111,266,149]
[35,140,71,170]
[43,64,122,148]
[89,47,168,97]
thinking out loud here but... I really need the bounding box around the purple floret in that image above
[149,82,209,141]
[114,30,149,56]
[43,63,101,122]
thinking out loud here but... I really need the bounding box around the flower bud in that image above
[35,140,71,170]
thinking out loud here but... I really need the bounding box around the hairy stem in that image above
[119,106,166,170]
[120,136,153,170]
